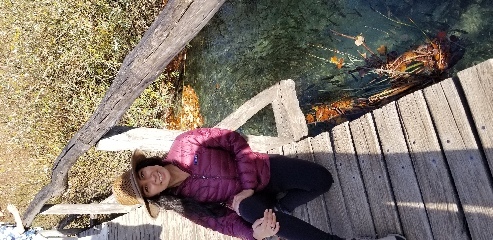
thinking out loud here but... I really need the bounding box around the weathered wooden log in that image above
[22,0,226,227]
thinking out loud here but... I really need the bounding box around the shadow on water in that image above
[184,0,493,136]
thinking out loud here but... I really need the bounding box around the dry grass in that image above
[0,0,182,228]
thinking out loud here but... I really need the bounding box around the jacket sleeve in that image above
[172,128,261,190]
[185,208,255,240]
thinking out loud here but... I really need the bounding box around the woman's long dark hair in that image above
[135,157,227,219]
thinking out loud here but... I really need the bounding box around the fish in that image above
[450,29,469,35]
[354,8,362,17]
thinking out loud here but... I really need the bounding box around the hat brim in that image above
[130,149,160,218]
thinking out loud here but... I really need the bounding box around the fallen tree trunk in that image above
[22,0,226,227]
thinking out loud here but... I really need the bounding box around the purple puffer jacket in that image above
[165,128,270,240]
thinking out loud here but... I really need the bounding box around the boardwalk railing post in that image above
[271,80,307,141]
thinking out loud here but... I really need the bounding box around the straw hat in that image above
[112,149,160,218]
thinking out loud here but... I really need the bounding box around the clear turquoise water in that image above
[184,0,493,136]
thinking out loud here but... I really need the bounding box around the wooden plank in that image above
[102,207,205,240]
[457,59,493,173]
[193,223,207,240]
[96,127,183,152]
[397,90,468,239]
[153,209,237,240]
[81,208,198,240]
[78,223,108,239]
[372,102,432,240]
[272,79,308,141]
[295,138,331,233]
[40,228,85,238]
[40,236,77,240]
[101,195,117,203]
[243,135,293,153]
[423,78,493,239]
[311,132,353,238]
[96,126,292,153]
[282,142,310,223]
[331,122,375,237]
[155,209,170,240]
[266,145,282,155]
[196,224,216,240]
[166,211,196,240]
[349,113,402,236]
[40,204,138,215]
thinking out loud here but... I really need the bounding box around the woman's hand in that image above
[232,189,254,215]
[252,209,280,240]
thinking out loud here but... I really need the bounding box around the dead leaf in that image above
[355,35,365,46]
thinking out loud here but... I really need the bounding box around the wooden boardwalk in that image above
[79,59,493,239]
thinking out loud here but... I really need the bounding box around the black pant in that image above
[238,154,344,240]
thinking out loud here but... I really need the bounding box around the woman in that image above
[113,128,405,240]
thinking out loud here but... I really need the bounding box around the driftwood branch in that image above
[22,0,226,227]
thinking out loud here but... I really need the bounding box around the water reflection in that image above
[184,0,493,136]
